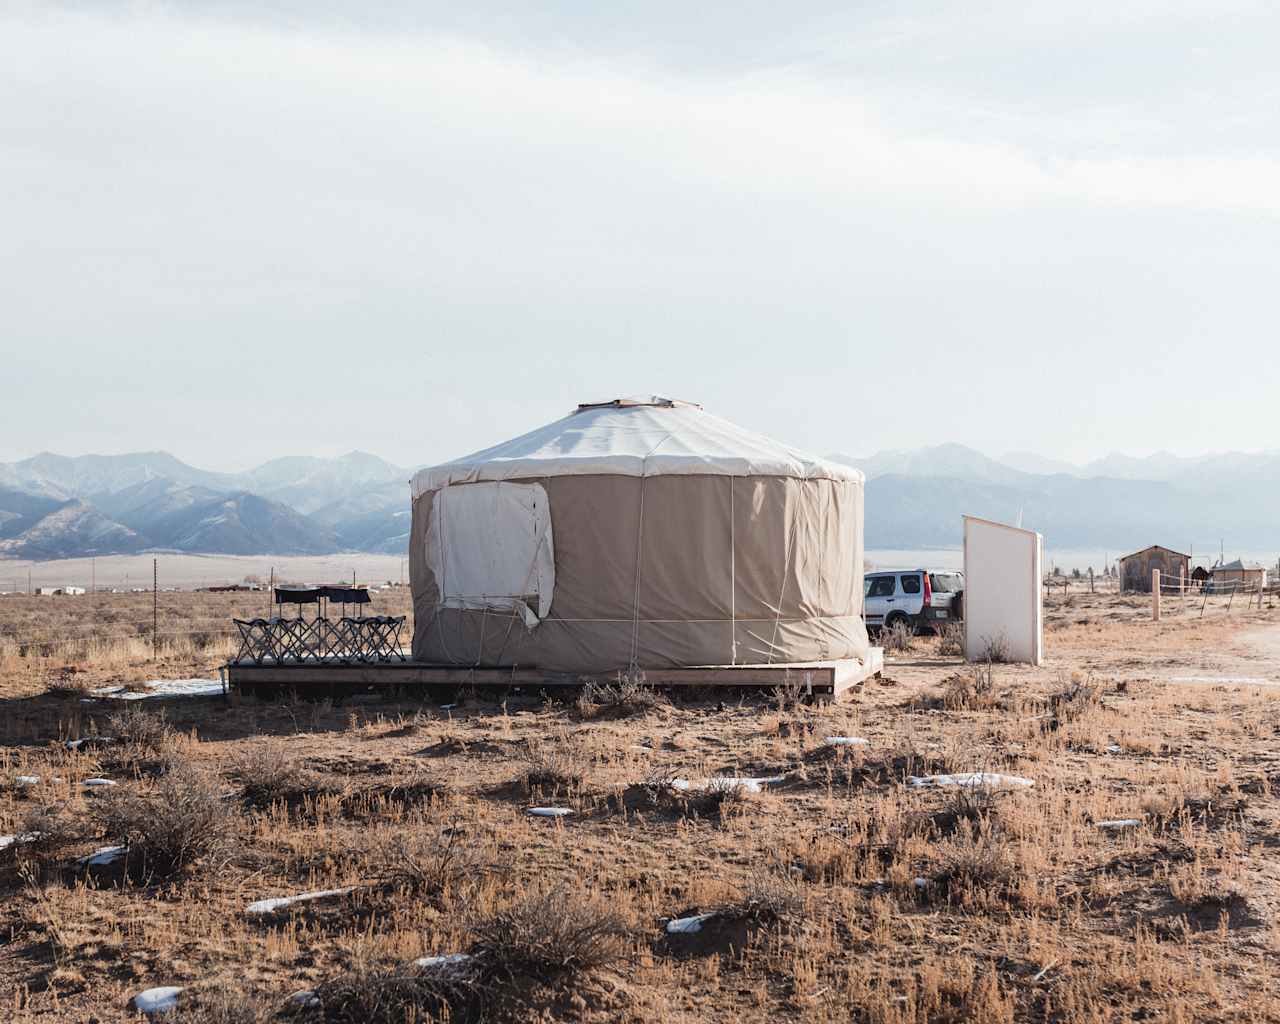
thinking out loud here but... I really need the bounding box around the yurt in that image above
[409,397,868,673]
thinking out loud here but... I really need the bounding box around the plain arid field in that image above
[2,584,1279,1022]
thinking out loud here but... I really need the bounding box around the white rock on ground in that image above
[65,737,114,750]
[78,845,126,867]
[527,807,573,818]
[1097,819,1142,830]
[907,772,1034,790]
[128,986,184,1016]
[823,737,869,747]
[413,953,473,970]
[245,887,356,916]
[666,913,715,934]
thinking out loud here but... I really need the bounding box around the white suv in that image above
[864,569,964,633]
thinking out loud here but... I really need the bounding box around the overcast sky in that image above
[4,1,1279,471]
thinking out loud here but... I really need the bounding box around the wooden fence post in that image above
[1152,569,1161,622]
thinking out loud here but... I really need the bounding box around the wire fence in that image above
[1153,576,1278,617]
[0,629,241,660]
[1041,575,1122,597]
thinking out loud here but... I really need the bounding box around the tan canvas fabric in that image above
[410,472,866,673]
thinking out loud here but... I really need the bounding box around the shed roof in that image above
[1117,545,1189,562]
[1213,559,1266,572]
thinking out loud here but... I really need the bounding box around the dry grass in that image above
[471,884,634,979]
[936,621,964,656]
[880,618,916,653]
[106,704,176,753]
[575,674,667,719]
[0,588,1279,1021]
[232,742,330,809]
[90,767,234,879]
[517,730,589,794]
[372,818,487,899]
[933,661,1001,711]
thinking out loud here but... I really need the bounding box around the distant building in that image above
[61,586,86,596]
[1118,545,1191,594]
[1210,559,1268,591]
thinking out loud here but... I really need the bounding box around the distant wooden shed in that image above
[1118,545,1190,594]
[1210,559,1268,591]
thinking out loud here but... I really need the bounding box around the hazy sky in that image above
[4,1,1279,471]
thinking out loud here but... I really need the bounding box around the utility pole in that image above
[153,558,158,661]
[91,557,96,596]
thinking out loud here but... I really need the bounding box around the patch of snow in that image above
[78,845,126,867]
[82,778,116,788]
[1168,675,1272,685]
[666,913,715,934]
[528,807,572,818]
[908,772,1034,790]
[92,679,224,700]
[289,990,321,1008]
[1097,819,1142,830]
[65,737,114,750]
[913,877,928,889]
[413,953,473,971]
[824,736,869,747]
[14,776,42,786]
[129,986,184,1015]
[669,776,784,794]
[0,832,42,851]
[245,886,355,916]
[1105,744,1123,754]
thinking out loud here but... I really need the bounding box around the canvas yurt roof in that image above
[411,396,862,496]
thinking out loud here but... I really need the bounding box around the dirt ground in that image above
[2,589,1280,1022]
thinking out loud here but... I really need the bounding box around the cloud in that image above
[1,4,1278,466]
[4,5,1280,226]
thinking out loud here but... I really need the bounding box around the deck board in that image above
[225,649,882,699]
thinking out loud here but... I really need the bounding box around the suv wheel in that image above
[884,611,911,633]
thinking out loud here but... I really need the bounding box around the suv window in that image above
[900,574,921,595]
[867,576,896,598]
[929,573,963,593]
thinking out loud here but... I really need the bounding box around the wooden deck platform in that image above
[224,649,883,700]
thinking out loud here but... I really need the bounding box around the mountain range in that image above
[0,452,410,559]
[0,445,1276,560]
[830,444,1280,552]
